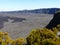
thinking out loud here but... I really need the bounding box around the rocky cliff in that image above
[46,11,60,29]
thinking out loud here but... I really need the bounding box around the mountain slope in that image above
[1,8,60,14]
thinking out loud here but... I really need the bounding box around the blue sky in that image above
[0,0,60,11]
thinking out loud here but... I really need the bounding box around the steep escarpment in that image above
[46,11,60,29]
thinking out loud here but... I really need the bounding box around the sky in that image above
[0,0,60,11]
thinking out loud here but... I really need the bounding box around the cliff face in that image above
[46,11,60,29]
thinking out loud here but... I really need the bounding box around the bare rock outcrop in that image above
[46,11,60,29]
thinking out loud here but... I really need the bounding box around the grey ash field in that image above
[0,13,53,39]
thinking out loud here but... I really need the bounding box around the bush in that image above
[42,39,55,45]
[26,28,60,45]
[0,25,60,45]
[13,38,26,45]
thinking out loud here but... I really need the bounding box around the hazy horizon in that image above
[0,0,60,11]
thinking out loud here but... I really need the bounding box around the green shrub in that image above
[42,39,55,45]
[26,28,59,45]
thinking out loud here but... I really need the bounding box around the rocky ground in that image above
[0,13,53,39]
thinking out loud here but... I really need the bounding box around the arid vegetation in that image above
[0,24,60,45]
[26,24,60,45]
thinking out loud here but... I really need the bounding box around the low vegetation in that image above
[0,24,59,45]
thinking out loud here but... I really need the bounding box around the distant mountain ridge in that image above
[1,8,60,14]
